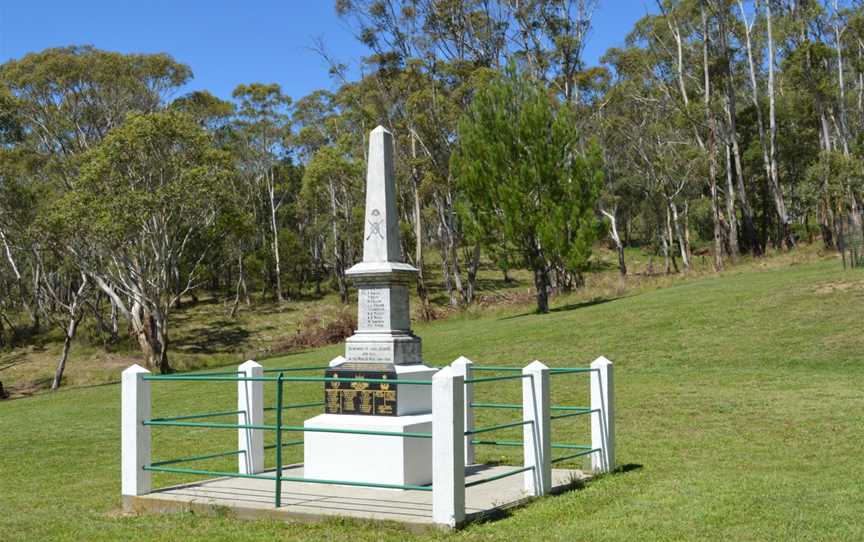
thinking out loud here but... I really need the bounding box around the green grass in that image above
[2,256,863,540]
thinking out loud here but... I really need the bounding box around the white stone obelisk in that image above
[303,126,435,487]
[344,126,423,367]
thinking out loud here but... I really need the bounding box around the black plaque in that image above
[324,364,398,416]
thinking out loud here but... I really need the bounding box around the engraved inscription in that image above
[324,369,398,416]
[346,342,392,363]
[367,208,384,240]
[359,288,388,329]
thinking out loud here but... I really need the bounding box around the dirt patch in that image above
[275,309,357,351]
[476,288,536,307]
[5,377,53,399]
[814,280,864,295]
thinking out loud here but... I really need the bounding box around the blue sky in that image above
[0,1,653,102]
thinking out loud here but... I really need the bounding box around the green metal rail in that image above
[150,448,245,467]
[143,374,433,385]
[471,402,522,410]
[262,366,330,373]
[264,440,304,451]
[264,401,324,412]
[144,419,432,439]
[465,419,532,436]
[275,373,285,506]
[150,409,244,423]
[471,403,592,413]
[141,362,602,509]
[464,374,530,384]
[550,409,596,420]
[469,366,595,374]
[143,465,432,492]
[550,448,599,465]
[465,465,533,488]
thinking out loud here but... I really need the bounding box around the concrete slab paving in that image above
[126,464,589,530]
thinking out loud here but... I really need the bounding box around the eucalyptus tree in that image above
[337,0,514,306]
[231,83,294,302]
[53,111,235,373]
[0,46,193,365]
[0,46,191,181]
[600,55,700,274]
[0,146,40,339]
[294,88,366,303]
[452,65,602,313]
[508,0,599,103]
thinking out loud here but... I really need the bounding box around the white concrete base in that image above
[129,464,589,529]
[303,413,433,486]
[394,363,436,415]
[345,331,423,365]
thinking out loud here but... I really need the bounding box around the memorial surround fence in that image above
[121,356,615,528]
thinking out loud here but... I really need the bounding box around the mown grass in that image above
[2,253,863,541]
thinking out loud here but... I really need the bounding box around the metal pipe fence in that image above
[122,356,614,528]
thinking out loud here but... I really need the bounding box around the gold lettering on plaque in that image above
[324,369,398,416]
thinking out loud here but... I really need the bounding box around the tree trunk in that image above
[666,205,679,273]
[51,316,79,390]
[766,1,794,249]
[724,144,740,260]
[449,237,464,306]
[465,243,481,305]
[269,170,284,303]
[532,262,549,314]
[739,0,791,250]
[684,200,692,262]
[131,302,159,370]
[436,193,461,307]
[668,199,690,270]
[601,208,627,277]
[230,252,244,318]
[658,204,672,275]
[720,3,757,255]
[703,1,724,271]
[51,275,89,390]
[156,324,171,374]
[730,135,760,255]
[410,131,429,306]
[110,297,119,342]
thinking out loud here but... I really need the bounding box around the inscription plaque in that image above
[324,365,398,416]
[359,288,387,329]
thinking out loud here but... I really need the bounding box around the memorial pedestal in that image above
[323,362,435,416]
[303,125,436,490]
[303,413,433,486]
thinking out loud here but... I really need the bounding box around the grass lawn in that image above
[2,254,863,541]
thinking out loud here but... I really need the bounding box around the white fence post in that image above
[450,356,475,465]
[591,356,615,473]
[523,360,551,496]
[432,366,465,528]
[121,364,151,497]
[238,360,265,475]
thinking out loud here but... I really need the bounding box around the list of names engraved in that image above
[360,288,388,329]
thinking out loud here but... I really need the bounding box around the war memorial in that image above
[120,127,615,529]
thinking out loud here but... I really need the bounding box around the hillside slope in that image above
[1,258,862,541]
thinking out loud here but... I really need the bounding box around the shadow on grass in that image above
[173,320,252,354]
[466,462,644,527]
[499,296,621,320]
[0,352,28,372]
[6,376,53,398]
